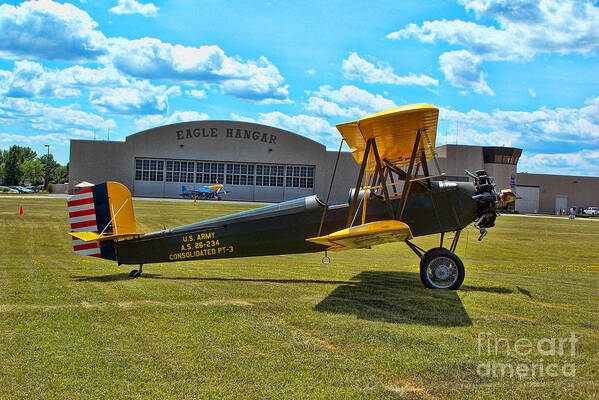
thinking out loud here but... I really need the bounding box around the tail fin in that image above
[67,182,139,259]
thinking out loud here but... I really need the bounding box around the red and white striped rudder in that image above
[67,187,100,257]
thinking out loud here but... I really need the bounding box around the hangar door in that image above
[515,185,539,214]
[555,195,568,215]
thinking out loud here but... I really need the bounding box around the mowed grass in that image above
[0,198,598,399]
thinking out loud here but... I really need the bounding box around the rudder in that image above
[67,182,137,260]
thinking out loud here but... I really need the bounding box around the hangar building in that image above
[433,144,599,214]
[69,120,358,204]
[69,120,599,214]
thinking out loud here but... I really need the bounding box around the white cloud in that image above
[107,37,231,81]
[388,0,599,61]
[185,89,207,99]
[304,85,396,119]
[232,112,339,145]
[305,69,315,75]
[304,97,360,119]
[341,52,438,86]
[0,132,87,145]
[438,50,493,95]
[528,88,536,97]
[438,95,599,147]
[220,57,290,104]
[0,97,115,134]
[0,61,183,115]
[0,1,290,104]
[0,60,80,98]
[90,82,181,115]
[518,149,599,176]
[107,38,291,103]
[134,111,209,131]
[0,0,107,61]
[0,60,133,99]
[109,0,158,18]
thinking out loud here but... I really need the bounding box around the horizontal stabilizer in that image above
[69,231,143,242]
[306,220,413,250]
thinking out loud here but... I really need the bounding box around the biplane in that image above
[67,104,514,289]
[180,184,226,200]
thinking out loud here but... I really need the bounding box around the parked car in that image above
[9,186,34,193]
[0,186,19,194]
[583,207,599,215]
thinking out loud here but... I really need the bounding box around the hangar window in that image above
[196,162,224,184]
[136,158,164,182]
[285,165,314,188]
[256,164,285,187]
[482,147,522,165]
[179,161,195,183]
[225,163,254,185]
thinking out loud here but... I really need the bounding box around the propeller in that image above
[465,169,516,241]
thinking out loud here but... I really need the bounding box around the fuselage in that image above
[110,181,478,265]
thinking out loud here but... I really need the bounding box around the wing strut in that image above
[318,139,344,237]
[346,138,372,228]
[371,138,394,219]
[396,129,422,220]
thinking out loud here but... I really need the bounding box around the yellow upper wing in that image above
[336,104,438,166]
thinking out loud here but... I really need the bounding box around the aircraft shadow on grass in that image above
[71,273,353,285]
[71,270,516,327]
[313,271,477,327]
[71,273,162,282]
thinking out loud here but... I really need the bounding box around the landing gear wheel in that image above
[419,248,465,290]
[129,269,141,278]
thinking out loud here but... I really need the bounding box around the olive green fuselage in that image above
[109,181,477,265]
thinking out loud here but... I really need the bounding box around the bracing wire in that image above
[317,139,344,237]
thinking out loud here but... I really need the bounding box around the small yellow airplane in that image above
[67,104,514,289]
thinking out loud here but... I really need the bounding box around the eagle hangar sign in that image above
[175,126,278,145]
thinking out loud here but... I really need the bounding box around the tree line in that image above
[0,145,68,187]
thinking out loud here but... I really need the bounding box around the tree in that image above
[51,165,68,184]
[4,146,23,185]
[21,160,45,186]
[2,146,38,185]
[39,153,58,188]
[0,150,5,183]
[18,147,37,163]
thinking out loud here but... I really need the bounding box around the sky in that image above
[0,0,598,176]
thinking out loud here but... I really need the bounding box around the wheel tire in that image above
[129,269,139,278]
[419,247,465,290]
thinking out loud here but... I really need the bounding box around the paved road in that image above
[0,194,67,199]
[500,213,599,221]
[132,197,273,205]
[0,194,273,206]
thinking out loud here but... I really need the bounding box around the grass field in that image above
[0,197,598,399]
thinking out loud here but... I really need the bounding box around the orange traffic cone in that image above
[19,204,23,215]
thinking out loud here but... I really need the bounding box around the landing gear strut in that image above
[405,230,465,290]
[129,264,143,278]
